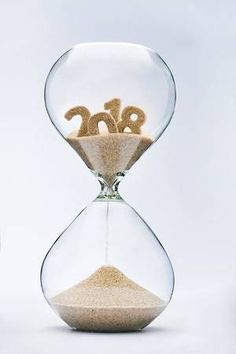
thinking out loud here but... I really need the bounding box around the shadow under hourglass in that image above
[46,323,178,335]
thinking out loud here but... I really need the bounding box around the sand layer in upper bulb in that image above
[67,132,153,186]
[51,266,166,332]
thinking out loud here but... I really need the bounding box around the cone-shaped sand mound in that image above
[67,133,153,186]
[51,266,166,331]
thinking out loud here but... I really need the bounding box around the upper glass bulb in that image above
[44,43,176,188]
[45,42,176,140]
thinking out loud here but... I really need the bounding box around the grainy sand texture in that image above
[51,266,166,332]
[67,132,153,186]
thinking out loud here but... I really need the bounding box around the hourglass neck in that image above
[95,174,124,201]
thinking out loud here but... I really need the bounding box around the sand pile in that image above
[51,266,166,332]
[67,132,153,186]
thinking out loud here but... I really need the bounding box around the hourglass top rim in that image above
[57,41,173,63]
[48,41,176,62]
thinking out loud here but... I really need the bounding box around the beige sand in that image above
[67,132,153,186]
[51,266,166,332]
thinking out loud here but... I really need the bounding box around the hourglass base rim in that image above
[51,303,166,332]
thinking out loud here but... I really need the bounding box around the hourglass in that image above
[41,42,176,332]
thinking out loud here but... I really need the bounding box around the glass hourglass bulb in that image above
[41,42,176,332]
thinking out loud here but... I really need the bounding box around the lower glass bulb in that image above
[41,199,174,332]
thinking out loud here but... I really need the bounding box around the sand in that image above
[51,266,166,332]
[67,132,153,186]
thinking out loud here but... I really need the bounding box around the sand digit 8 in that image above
[118,106,146,134]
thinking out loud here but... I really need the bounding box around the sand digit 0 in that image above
[88,112,118,135]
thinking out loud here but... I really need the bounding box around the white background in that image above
[0,1,236,353]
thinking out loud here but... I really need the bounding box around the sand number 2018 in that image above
[65,98,146,136]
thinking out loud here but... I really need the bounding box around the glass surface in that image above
[41,42,176,332]
[45,42,176,141]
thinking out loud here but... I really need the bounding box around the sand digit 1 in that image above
[104,98,121,122]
